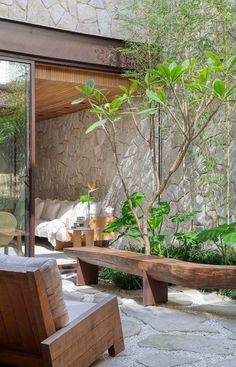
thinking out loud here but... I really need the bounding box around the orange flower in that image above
[87,183,96,191]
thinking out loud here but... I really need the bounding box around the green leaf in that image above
[111,97,124,110]
[174,231,199,244]
[156,64,171,82]
[150,202,170,216]
[184,81,201,91]
[206,51,222,66]
[119,85,129,94]
[225,55,236,70]
[150,234,167,245]
[198,68,209,86]
[137,108,157,115]
[86,119,107,133]
[222,232,236,247]
[71,97,85,105]
[148,216,163,230]
[170,65,185,82]
[75,85,82,92]
[128,227,142,238]
[146,89,166,105]
[213,79,225,98]
[86,79,95,89]
[122,214,137,226]
[121,192,145,215]
[80,195,95,203]
[102,218,123,233]
[129,80,139,94]
[170,210,200,223]
[224,85,236,99]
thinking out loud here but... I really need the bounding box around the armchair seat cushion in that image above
[0,254,69,330]
[64,293,94,322]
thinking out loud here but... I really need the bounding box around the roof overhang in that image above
[0,18,126,72]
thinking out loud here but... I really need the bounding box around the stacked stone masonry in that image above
[0,0,129,39]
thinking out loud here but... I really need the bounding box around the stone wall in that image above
[0,0,129,39]
[36,107,236,229]
[35,109,147,204]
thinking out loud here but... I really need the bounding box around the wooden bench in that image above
[64,247,236,306]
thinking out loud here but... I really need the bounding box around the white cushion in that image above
[35,219,50,238]
[41,199,61,221]
[57,200,74,220]
[35,198,45,220]
[0,254,69,330]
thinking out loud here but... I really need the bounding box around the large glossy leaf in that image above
[128,227,142,238]
[150,202,170,216]
[86,119,107,134]
[149,234,167,245]
[222,232,236,247]
[148,216,163,230]
[122,192,145,215]
[102,218,123,233]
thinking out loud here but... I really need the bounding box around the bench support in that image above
[143,272,168,306]
[77,259,98,286]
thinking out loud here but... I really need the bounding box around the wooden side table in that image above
[72,227,94,247]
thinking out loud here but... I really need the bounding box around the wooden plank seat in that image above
[64,247,236,306]
[0,258,124,367]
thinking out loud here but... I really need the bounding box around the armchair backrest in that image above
[0,211,17,246]
[0,255,69,356]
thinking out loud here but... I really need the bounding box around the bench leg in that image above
[76,258,98,286]
[143,273,168,306]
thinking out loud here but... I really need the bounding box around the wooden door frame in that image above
[0,55,35,256]
[0,19,127,256]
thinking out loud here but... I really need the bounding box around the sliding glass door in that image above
[0,57,34,256]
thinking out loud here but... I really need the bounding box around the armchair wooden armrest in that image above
[41,296,124,367]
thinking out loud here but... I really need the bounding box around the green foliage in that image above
[99,267,142,290]
[79,195,95,203]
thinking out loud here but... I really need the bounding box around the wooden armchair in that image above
[0,255,124,367]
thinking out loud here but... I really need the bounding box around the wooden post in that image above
[85,229,94,247]
[77,258,98,286]
[143,272,168,306]
[73,230,82,247]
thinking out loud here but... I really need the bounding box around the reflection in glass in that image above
[0,60,31,256]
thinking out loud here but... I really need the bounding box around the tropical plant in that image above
[116,0,236,227]
[174,222,236,265]
[73,53,236,254]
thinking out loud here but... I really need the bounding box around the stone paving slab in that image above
[211,359,236,367]
[191,304,236,318]
[136,351,201,367]
[122,318,141,337]
[138,334,233,355]
[122,304,218,333]
[62,279,236,367]
[217,318,236,339]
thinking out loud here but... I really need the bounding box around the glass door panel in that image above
[0,59,32,256]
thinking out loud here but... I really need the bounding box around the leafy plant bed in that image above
[98,245,236,300]
[99,268,142,290]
